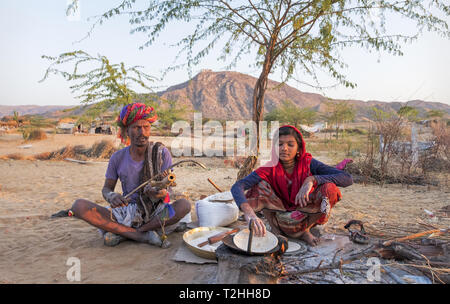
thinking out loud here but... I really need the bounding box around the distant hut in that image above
[56,122,76,134]
[89,113,116,135]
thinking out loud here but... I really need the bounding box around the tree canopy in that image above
[40,50,189,128]
[40,50,157,110]
[64,0,449,176]
[426,109,446,119]
[325,100,355,139]
[82,1,449,149]
[84,0,449,86]
[397,106,419,121]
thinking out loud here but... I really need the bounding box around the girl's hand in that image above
[244,213,266,237]
[240,203,266,237]
[295,176,315,207]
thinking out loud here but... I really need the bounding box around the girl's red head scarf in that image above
[116,103,158,145]
[254,125,313,211]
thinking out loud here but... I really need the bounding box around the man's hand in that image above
[106,192,130,208]
[295,176,316,208]
[143,184,168,200]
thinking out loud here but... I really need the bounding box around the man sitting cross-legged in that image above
[71,103,191,248]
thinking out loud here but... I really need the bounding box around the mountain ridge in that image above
[1,70,449,120]
[156,70,450,120]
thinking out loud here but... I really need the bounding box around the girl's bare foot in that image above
[300,230,320,246]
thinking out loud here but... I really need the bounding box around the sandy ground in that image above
[0,133,449,283]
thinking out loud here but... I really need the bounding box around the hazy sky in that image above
[0,0,449,107]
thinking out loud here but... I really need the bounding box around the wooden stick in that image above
[197,228,240,247]
[417,220,438,230]
[247,219,254,253]
[124,160,207,199]
[316,260,324,269]
[64,158,106,164]
[410,260,450,268]
[123,173,176,200]
[332,248,343,264]
[207,178,223,192]
[287,251,375,276]
[382,229,448,247]
[394,262,448,284]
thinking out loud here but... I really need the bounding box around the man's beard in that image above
[134,136,149,147]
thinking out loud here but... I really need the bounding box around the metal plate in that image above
[183,227,234,260]
[284,240,308,256]
[208,191,234,202]
[222,234,287,256]
[233,228,278,253]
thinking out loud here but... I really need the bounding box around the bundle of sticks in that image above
[286,228,449,284]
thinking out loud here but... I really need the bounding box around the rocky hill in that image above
[156,69,450,120]
[157,70,330,120]
[2,70,449,121]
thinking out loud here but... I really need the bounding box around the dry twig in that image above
[207,178,224,192]
[383,229,448,247]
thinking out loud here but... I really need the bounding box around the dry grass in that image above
[50,145,78,161]
[306,133,368,164]
[0,153,34,161]
[88,140,116,159]
[0,140,117,161]
[26,129,47,141]
[33,152,52,160]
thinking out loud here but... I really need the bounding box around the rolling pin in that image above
[197,228,240,247]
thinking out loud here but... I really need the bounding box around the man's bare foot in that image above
[144,231,163,247]
[299,230,320,246]
[103,232,126,247]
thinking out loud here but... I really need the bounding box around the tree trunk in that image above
[236,42,275,181]
[252,71,269,154]
[236,70,270,181]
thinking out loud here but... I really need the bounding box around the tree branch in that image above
[219,0,269,45]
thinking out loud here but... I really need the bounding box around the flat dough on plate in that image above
[208,191,234,202]
[286,241,301,253]
[233,229,278,253]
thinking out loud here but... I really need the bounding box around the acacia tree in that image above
[70,0,449,174]
[19,116,55,140]
[325,100,355,139]
[397,106,419,122]
[41,50,190,133]
[40,50,157,111]
[371,107,404,181]
[154,99,189,130]
[426,109,445,120]
[13,111,20,124]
